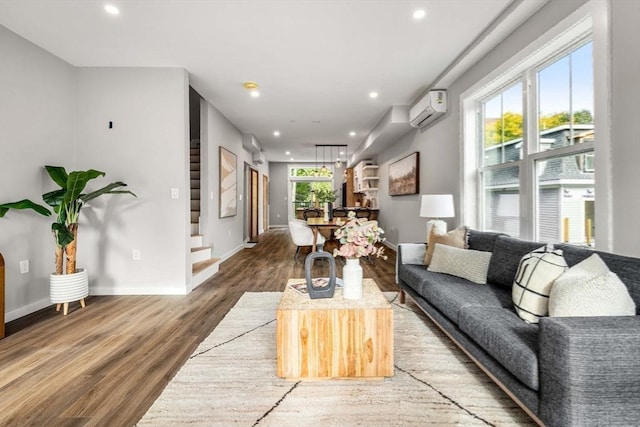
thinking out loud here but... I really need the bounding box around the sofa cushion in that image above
[488,236,544,289]
[398,263,432,295]
[424,226,469,265]
[428,244,492,284]
[421,278,512,324]
[459,306,540,391]
[556,243,640,313]
[512,245,568,324]
[549,255,636,317]
[468,230,508,253]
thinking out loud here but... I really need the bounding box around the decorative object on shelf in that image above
[219,146,237,218]
[389,152,420,196]
[0,166,135,315]
[333,211,387,300]
[304,252,337,299]
[420,194,455,237]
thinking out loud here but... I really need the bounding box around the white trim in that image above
[91,285,188,296]
[5,297,51,322]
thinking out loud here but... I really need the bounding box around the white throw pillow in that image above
[549,254,636,317]
[428,243,492,285]
[512,245,568,323]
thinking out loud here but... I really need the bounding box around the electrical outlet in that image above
[132,249,141,261]
[171,188,179,199]
[19,260,29,274]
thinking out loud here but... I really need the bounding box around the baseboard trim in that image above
[6,298,51,322]
[91,285,188,296]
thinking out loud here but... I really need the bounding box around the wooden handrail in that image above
[0,252,5,339]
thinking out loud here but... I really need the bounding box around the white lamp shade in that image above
[420,194,455,218]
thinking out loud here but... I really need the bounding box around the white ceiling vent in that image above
[409,90,447,129]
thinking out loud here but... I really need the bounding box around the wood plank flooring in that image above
[0,227,398,426]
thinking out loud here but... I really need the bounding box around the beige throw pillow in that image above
[549,254,636,317]
[428,243,492,284]
[424,225,468,265]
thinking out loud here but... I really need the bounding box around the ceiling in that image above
[0,0,539,164]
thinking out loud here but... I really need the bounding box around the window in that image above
[467,36,595,246]
[288,166,334,218]
[478,82,523,235]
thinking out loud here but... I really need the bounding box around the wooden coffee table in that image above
[276,278,393,379]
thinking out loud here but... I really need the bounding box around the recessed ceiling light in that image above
[273,131,280,137]
[285,151,290,155]
[349,131,356,137]
[369,91,379,99]
[104,4,120,15]
[250,91,260,98]
[413,9,426,20]
[290,157,294,161]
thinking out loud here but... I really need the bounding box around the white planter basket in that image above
[50,268,89,304]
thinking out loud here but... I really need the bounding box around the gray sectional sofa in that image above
[396,230,640,426]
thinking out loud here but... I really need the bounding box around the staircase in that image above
[190,140,220,289]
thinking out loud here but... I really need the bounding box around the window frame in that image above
[461,2,608,246]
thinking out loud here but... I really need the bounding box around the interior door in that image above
[249,168,259,242]
[263,174,269,231]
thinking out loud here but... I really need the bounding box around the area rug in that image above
[138,292,533,426]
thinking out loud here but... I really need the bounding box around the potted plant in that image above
[333,211,386,299]
[313,186,338,220]
[0,166,135,314]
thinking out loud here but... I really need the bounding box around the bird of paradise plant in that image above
[0,166,136,275]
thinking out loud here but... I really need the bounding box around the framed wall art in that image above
[388,152,419,196]
[219,146,237,218]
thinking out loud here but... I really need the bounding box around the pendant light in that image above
[320,146,327,174]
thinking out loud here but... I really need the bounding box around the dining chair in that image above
[355,208,371,219]
[288,220,325,262]
[303,208,322,220]
[332,207,348,218]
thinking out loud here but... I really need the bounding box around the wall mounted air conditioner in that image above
[252,151,266,165]
[409,90,447,129]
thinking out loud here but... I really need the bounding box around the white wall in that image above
[74,67,191,295]
[0,25,76,320]
[610,0,640,256]
[199,99,269,258]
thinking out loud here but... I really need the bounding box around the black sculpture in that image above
[304,251,337,299]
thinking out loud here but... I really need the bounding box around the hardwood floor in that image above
[0,227,398,426]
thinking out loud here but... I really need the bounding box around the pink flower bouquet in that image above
[332,211,387,259]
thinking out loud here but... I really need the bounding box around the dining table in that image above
[306,217,343,252]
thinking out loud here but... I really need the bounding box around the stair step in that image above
[192,258,220,275]
[190,155,200,163]
[190,222,199,235]
[190,179,200,188]
[190,148,200,155]
[190,234,203,247]
[190,211,200,223]
[190,170,200,179]
[190,200,200,210]
[191,246,212,264]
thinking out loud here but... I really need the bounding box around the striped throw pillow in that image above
[512,245,568,323]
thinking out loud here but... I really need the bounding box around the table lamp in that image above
[420,194,455,237]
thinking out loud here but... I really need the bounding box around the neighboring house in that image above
[484,124,595,245]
